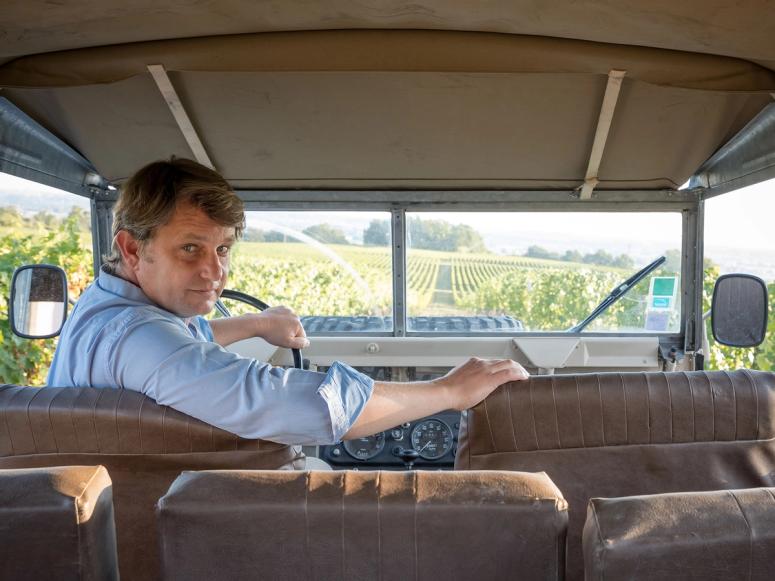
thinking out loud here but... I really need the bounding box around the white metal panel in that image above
[227,335,660,371]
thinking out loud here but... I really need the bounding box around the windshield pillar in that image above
[90,198,115,276]
[391,208,407,336]
[681,201,704,364]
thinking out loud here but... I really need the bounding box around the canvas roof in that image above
[1,2,773,191]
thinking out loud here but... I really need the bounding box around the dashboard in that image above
[320,410,461,470]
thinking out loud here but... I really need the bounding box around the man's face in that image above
[133,203,235,317]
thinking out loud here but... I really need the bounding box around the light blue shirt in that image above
[47,267,374,445]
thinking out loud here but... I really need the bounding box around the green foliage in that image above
[663,248,682,274]
[562,249,583,263]
[525,245,558,260]
[302,223,349,245]
[362,218,490,253]
[225,255,390,317]
[458,267,652,331]
[67,207,92,232]
[525,245,635,268]
[0,214,92,385]
[757,282,775,371]
[0,206,24,228]
[363,219,390,246]
[242,227,287,243]
[408,217,487,253]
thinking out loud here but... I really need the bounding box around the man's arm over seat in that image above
[106,313,528,445]
[344,357,528,439]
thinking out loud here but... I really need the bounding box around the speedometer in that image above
[411,419,453,460]
[343,432,386,460]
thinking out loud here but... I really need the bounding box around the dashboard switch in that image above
[393,447,420,469]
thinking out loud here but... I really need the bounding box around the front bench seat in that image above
[157,469,568,581]
[455,370,775,581]
[0,385,301,581]
[583,487,775,580]
[0,465,118,580]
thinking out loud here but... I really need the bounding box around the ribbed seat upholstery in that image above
[455,370,775,581]
[0,385,300,581]
[583,487,775,580]
[157,470,568,581]
[0,465,118,580]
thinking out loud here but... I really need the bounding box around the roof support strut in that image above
[0,97,108,198]
[579,69,626,199]
[147,64,215,169]
[689,100,775,198]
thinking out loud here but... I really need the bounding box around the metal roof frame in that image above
[0,97,109,198]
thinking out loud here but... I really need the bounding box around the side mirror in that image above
[711,274,768,347]
[9,265,68,339]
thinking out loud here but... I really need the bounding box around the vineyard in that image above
[233,242,647,327]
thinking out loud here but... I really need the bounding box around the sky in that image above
[704,179,775,251]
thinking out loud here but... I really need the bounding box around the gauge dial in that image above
[343,432,386,460]
[411,419,453,460]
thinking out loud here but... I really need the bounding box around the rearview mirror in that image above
[711,274,768,347]
[9,265,68,339]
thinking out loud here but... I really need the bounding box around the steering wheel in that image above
[216,289,303,369]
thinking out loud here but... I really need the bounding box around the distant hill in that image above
[0,173,90,216]
[0,190,89,216]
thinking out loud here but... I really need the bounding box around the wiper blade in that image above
[567,255,667,333]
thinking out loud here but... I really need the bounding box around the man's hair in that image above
[103,158,245,271]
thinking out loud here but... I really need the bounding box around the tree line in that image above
[0,206,91,232]
[246,217,489,253]
[524,245,636,269]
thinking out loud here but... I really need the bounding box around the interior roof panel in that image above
[1,1,774,69]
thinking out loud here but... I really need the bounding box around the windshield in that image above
[219,209,683,334]
[405,211,682,333]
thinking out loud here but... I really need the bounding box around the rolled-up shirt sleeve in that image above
[317,361,375,442]
[102,312,374,445]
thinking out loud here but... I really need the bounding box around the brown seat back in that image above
[455,370,775,581]
[0,465,118,581]
[0,385,300,581]
[157,469,568,581]
[583,487,775,580]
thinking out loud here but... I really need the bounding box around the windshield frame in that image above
[83,189,705,357]
[195,194,700,345]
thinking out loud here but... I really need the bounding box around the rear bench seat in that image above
[0,385,300,581]
[584,487,775,580]
[157,470,568,581]
[455,370,775,581]
[0,465,118,580]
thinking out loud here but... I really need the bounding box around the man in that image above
[48,158,528,444]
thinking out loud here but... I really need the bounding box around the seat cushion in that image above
[584,487,775,580]
[455,370,775,580]
[0,465,118,581]
[0,384,300,580]
[158,469,568,581]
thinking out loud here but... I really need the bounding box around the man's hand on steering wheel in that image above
[255,306,310,349]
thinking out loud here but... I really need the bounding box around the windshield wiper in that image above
[567,255,667,333]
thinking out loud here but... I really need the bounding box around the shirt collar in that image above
[97,265,156,306]
[97,266,197,329]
